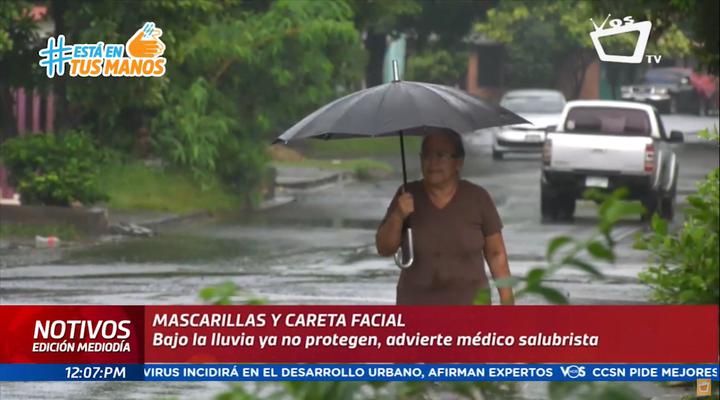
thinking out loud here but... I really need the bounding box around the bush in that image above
[215,135,268,204]
[637,166,720,304]
[0,131,108,206]
[152,78,269,199]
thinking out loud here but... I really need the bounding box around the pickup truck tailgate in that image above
[548,133,651,173]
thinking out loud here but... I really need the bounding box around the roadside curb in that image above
[135,210,213,229]
[255,195,296,211]
[276,170,353,189]
[0,204,109,235]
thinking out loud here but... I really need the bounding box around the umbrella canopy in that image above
[275,80,528,143]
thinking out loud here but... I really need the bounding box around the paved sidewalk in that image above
[274,165,351,189]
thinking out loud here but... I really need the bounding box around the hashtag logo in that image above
[38,35,73,78]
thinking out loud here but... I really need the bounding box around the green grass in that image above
[0,223,81,240]
[96,162,243,213]
[304,136,421,158]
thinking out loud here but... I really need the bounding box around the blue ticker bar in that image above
[1,364,718,382]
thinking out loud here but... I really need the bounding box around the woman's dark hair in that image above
[421,129,465,158]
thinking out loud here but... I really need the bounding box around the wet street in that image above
[1,114,718,399]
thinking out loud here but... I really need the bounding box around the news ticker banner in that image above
[1,364,718,382]
[1,305,717,382]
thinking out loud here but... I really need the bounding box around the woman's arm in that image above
[375,193,414,256]
[484,232,515,305]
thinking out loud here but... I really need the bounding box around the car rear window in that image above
[564,107,651,136]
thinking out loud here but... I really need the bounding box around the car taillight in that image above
[644,143,654,172]
[543,139,552,166]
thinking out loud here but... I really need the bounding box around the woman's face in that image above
[420,133,464,186]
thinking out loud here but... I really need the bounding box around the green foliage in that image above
[405,48,467,86]
[199,282,266,306]
[152,78,234,185]
[474,0,595,89]
[152,0,364,196]
[199,282,240,306]
[350,0,421,36]
[58,0,225,147]
[274,381,366,400]
[215,380,521,400]
[96,161,242,213]
[474,0,693,91]
[548,381,641,400]
[0,1,42,77]
[214,133,268,205]
[590,0,716,72]
[0,131,108,206]
[40,0,365,200]
[0,1,35,56]
[637,164,719,304]
[185,0,365,131]
[655,25,693,59]
[0,1,46,138]
[350,0,487,86]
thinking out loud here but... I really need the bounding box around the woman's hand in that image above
[376,192,413,256]
[394,193,414,219]
[484,232,515,305]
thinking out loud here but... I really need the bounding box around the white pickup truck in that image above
[541,100,683,221]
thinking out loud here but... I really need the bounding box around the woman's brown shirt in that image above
[382,179,503,305]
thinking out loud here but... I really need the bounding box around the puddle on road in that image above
[63,234,264,265]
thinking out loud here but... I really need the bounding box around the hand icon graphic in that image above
[126,22,166,58]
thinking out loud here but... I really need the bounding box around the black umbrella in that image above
[274,61,528,268]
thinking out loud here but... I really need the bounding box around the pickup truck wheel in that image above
[641,195,659,221]
[541,185,558,222]
[558,194,576,221]
[492,148,504,160]
[659,195,675,220]
[659,180,678,221]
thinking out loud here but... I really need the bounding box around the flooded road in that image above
[1,114,717,399]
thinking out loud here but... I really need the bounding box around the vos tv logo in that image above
[589,14,661,64]
[560,365,586,379]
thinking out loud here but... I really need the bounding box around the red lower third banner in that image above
[1,305,717,364]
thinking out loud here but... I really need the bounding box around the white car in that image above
[493,89,566,160]
[541,100,683,221]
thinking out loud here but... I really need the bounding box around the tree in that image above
[0,1,366,200]
[475,1,596,95]
[475,0,693,98]
[349,0,421,86]
[397,0,495,49]
[405,48,467,85]
[590,0,717,72]
[151,0,366,197]
[402,0,495,86]
[0,1,45,141]
[48,0,227,149]
[350,0,494,87]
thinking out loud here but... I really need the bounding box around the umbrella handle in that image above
[393,227,414,269]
